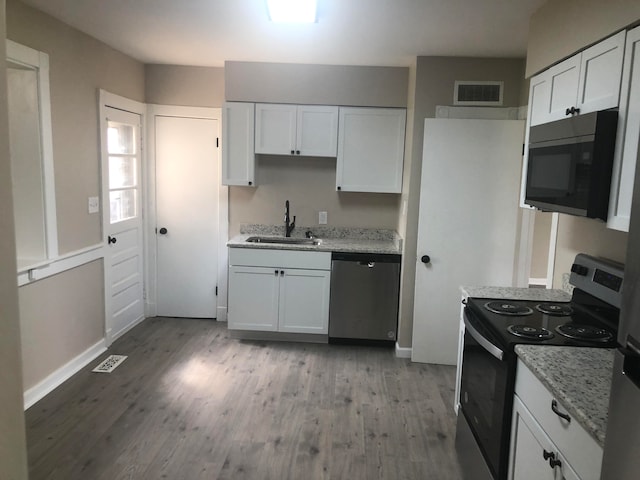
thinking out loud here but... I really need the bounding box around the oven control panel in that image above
[570,254,624,308]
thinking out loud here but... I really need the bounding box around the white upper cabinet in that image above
[222,102,255,186]
[577,31,626,113]
[336,107,406,193]
[255,103,338,157]
[528,31,625,126]
[608,26,640,232]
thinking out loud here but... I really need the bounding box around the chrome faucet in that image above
[284,200,296,237]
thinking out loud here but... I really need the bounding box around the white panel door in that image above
[412,119,524,365]
[103,106,145,342]
[278,268,330,334]
[155,115,219,318]
[528,73,552,127]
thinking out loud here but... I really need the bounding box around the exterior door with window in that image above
[102,106,144,342]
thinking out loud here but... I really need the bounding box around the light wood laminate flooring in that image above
[26,317,462,479]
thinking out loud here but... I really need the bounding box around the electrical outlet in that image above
[88,196,100,214]
[318,211,328,225]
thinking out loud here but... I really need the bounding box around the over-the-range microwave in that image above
[524,110,618,221]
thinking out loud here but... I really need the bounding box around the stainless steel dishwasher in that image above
[329,252,401,345]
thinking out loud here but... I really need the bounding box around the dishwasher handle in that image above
[357,261,376,268]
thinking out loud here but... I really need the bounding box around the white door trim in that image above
[98,89,147,346]
[146,104,228,321]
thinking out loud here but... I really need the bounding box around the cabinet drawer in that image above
[229,247,331,270]
[515,360,603,480]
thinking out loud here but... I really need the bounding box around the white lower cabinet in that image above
[510,396,579,480]
[510,360,603,480]
[228,248,331,335]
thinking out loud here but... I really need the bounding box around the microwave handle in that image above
[463,310,504,361]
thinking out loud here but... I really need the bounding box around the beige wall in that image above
[145,64,225,107]
[397,56,527,348]
[225,61,408,237]
[229,156,400,237]
[0,1,29,477]
[531,211,553,280]
[553,215,628,288]
[19,261,105,390]
[7,0,144,393]
[527,0,640,77]
[225,61,408,107]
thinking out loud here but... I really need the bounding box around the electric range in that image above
[456,254,624,480]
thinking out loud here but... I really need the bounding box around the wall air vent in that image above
[454,81,504,106]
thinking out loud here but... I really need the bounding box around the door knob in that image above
[158,227,168,235]
[108,236,117,245]
[421,255,431,264]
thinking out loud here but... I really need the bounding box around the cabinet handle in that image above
[248,181,253,186]
[280,270,284,277]
[275,270,278,276]
[549,457,562,469]
[551,399,571,423]
[565,106,581,116]
[296,150,300,155]
[337,186,341,191]
[291,150,295,155]
[543,450,554,461]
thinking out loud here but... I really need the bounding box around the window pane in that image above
[107,122,135,154]
[109,156,137,188]
[110,189,137,223]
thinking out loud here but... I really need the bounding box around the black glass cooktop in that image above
[465,292,618,350]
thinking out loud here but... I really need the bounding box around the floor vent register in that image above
[92,355,128,373]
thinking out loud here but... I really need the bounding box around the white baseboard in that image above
[395,343,412,358]
[216,306,227,322]
[24,339,107,410]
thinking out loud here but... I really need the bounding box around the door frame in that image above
[146,105,228,321]
[98,89,147,346]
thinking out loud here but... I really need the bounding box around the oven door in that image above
[458,307,513,480]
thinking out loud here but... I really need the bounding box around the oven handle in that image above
[463,310,505,361]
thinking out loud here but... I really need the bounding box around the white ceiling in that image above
[20,0,547,67]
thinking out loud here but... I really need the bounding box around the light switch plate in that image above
[318,211,328,225]
[88,196,100,214]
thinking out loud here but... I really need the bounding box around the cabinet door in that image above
[296,105,339,157]
[278,268,330,334]
[228,265,279,331]
[255,104,297,155]
[608,26,640,232]
[546,56,581,123]
[509,396,564,480]
[337,107,406,193]
[528,72,552,127]
[577,31,625,114]
[222,102,255,186]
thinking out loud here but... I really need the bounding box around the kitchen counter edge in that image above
[460,286,571,302]
[227,234,402,255]
[514,345,614,447]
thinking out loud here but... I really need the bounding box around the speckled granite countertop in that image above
[460,286,571,302]
[227,225,402,255]
[515,345,614,447]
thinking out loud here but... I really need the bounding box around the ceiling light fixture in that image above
[266,0,317,23]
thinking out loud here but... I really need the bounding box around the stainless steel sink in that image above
[245,236,321,246]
